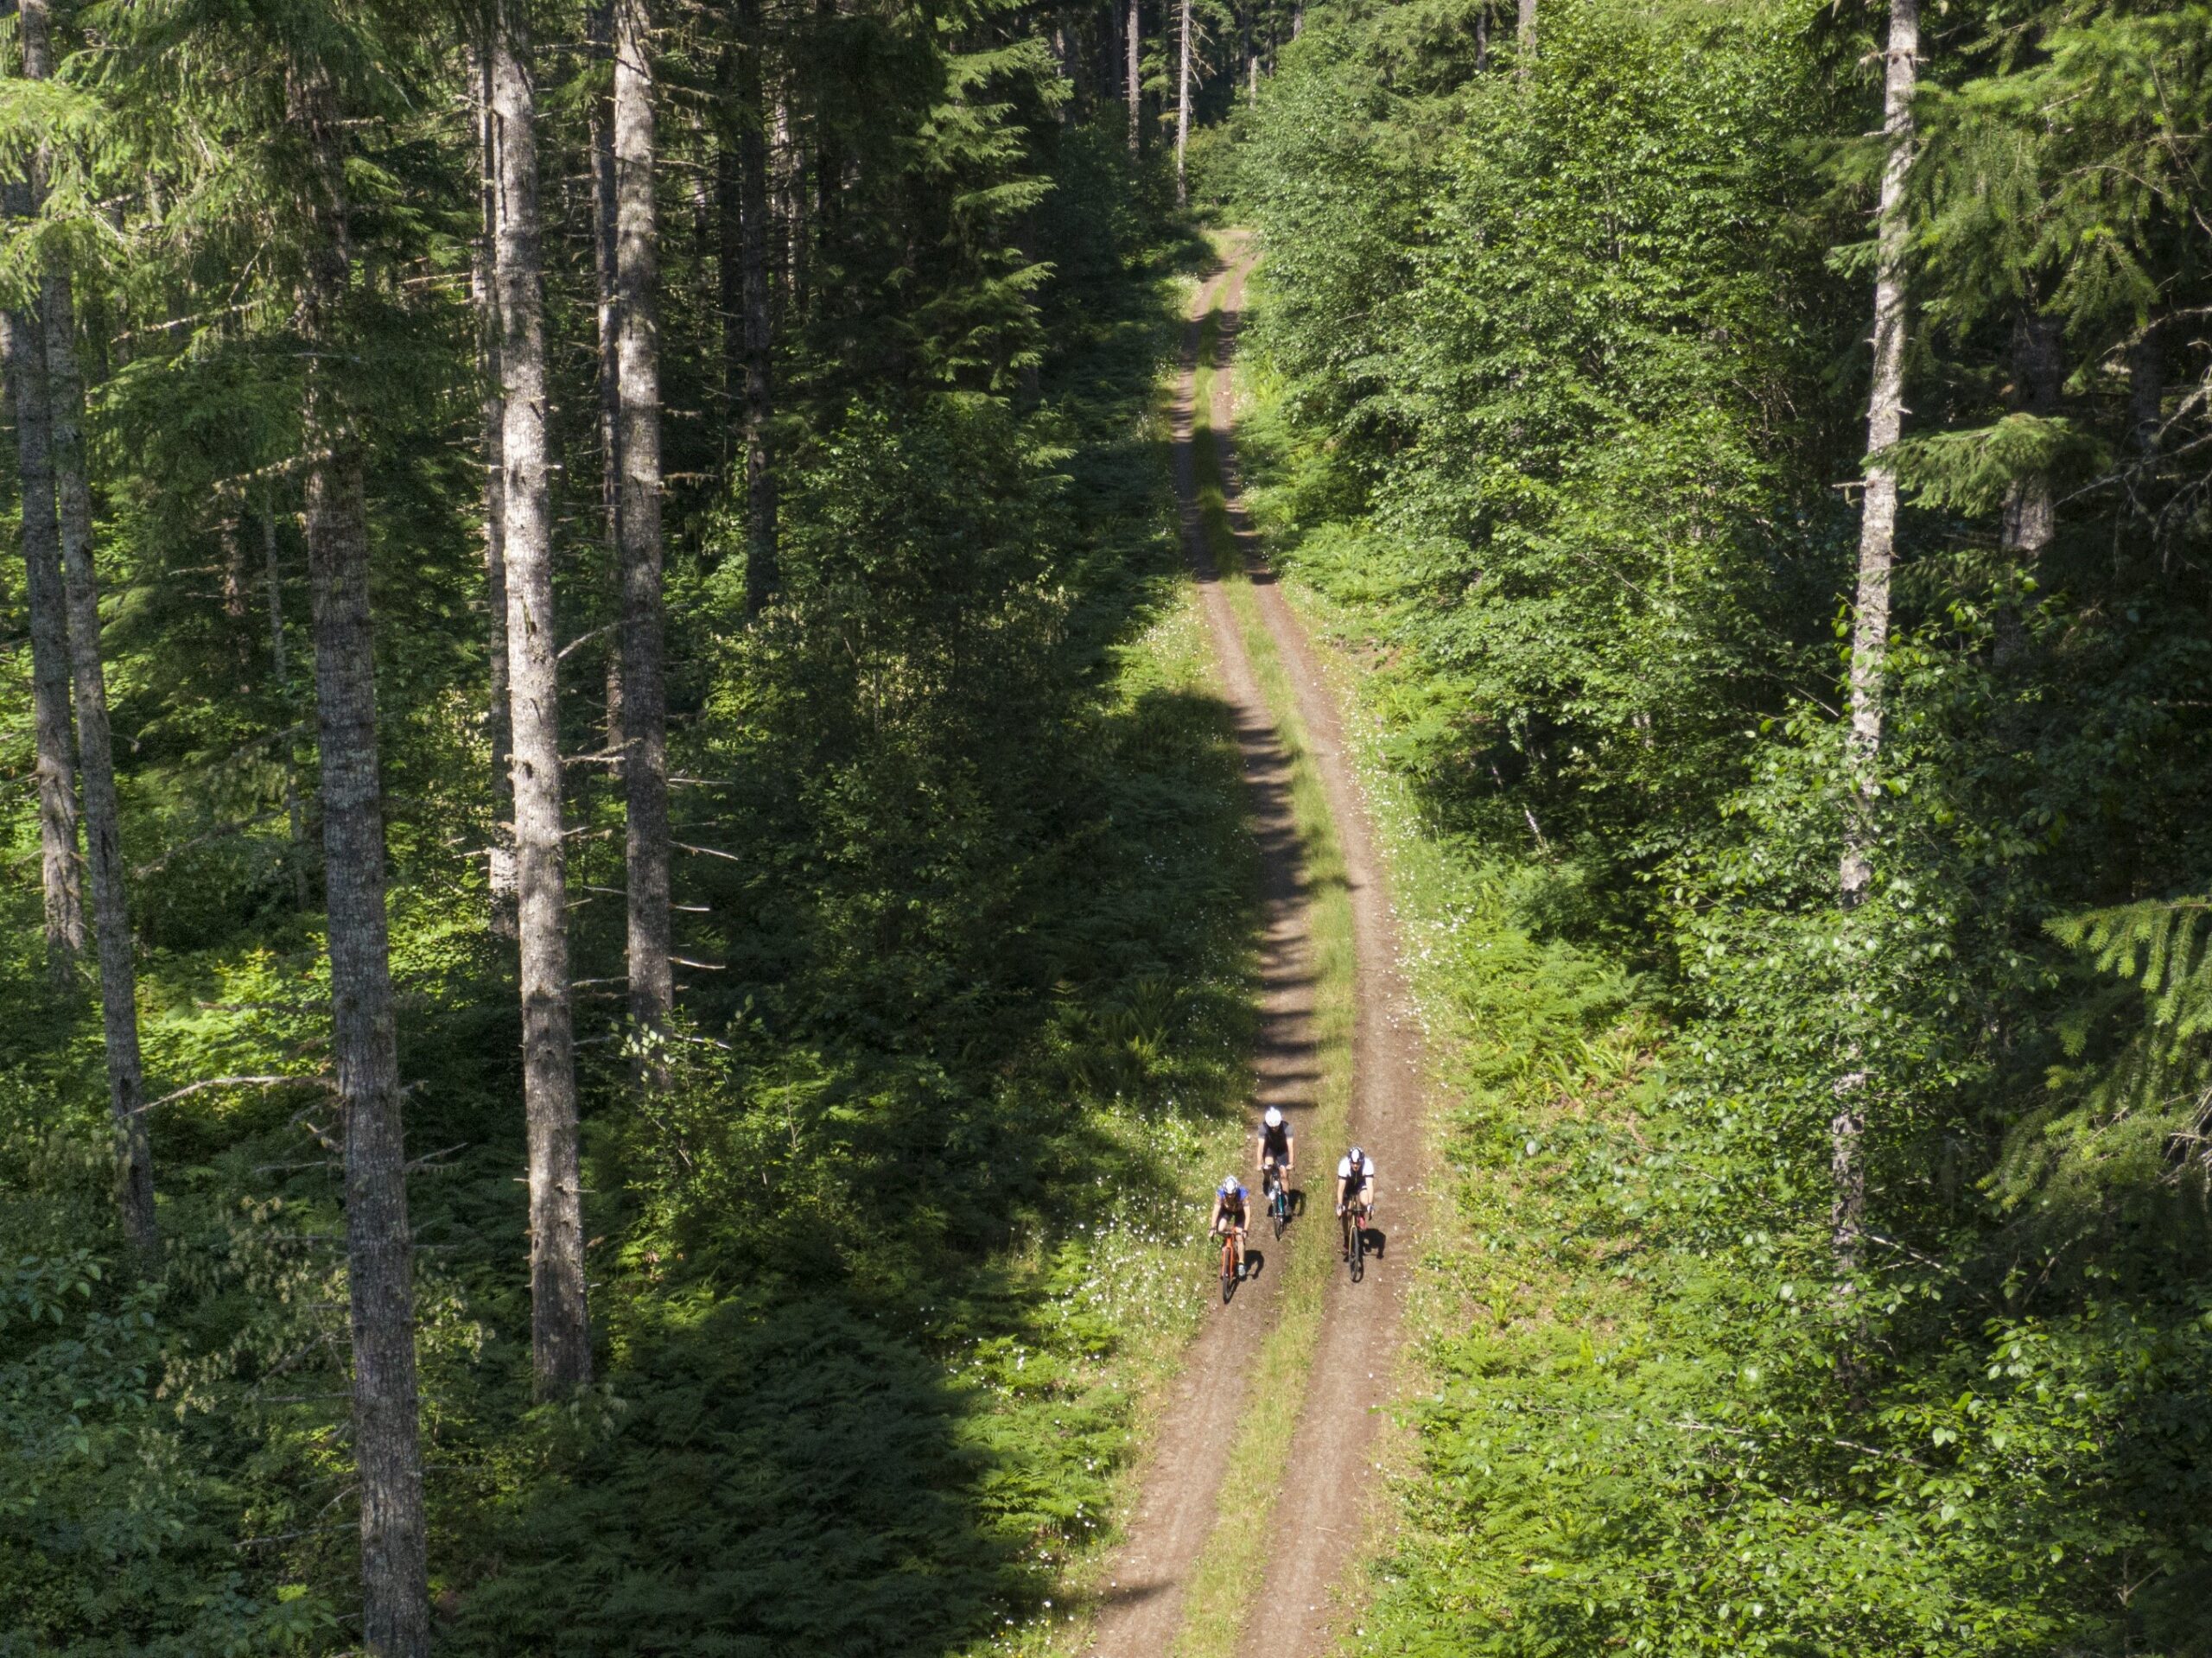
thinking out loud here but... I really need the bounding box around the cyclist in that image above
[1255,1105,1294,1209]
[1212,1174,1250,1280]
[1334,1144,1376,1260]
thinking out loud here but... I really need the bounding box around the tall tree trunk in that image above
[492,4,593,1397]
[0,276,83,982]
[285,56,430,1658]
[1126,0,1141,153]
[1834,0,1919,1283]
[773,95,807,318]
[21,0,155,1264]
[261,504,308,908]
[734,0,779,615]
[1516,0,1535,71]
[717,47,744,470]
[590,0,626,760]
[1175,0,1191,204]
[613,0,671,1084]
[471,46,517,942]
[1244,8,1257,102]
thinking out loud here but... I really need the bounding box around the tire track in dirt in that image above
[1085,243,1426,1658]
[1203,250,1426,1658]
[1083,254,1325,1658]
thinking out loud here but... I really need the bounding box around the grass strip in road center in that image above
[1166,286,1362,1658]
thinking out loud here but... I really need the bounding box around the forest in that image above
[3,0,2209,1650]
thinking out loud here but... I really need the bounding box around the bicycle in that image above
[1263,1161,1291,1239]
[1340,1199,1370,1283]
[1217,1223,1246,1303]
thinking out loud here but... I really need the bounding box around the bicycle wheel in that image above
[1349,1211,1366,1283]
[1272,1184,1288,1240]
[1220,1238,1237,1303]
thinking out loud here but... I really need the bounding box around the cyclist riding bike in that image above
[1335,1144,1376,1261]
[1255,1105,1294,1201]
[1212,1175,1250,1280]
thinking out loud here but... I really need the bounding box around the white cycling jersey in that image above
[1337,1154,1376,1185]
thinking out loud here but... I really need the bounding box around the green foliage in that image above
[1233,0,1859,916]
[0,0,1242,1634]
[1225,0,2212,1648]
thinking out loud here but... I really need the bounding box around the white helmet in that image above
[1262,1107,1284,1128]
[1219,1175,1242,1197]
[1348,1146,1365,1166]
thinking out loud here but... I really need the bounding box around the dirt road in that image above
[1084,245,1425,1657]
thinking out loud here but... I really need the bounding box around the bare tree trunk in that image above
[773,95,807,319]
[1175,0,1191,204]
[0,280,83,982]
[1474,3,1489,72]
[492,5,592,1398]
[1516,0,1535,70]
[717,46,744,466]
[1834,0,1919,1283]
[285,56,430,1658]
[471,47,517,942]
[734,0,779,615]
[21,0,155,1264]
[590,0,626,760]
[261,505,308,908]
[1994,309,2062,669]
[1126,0,1141,153]
[613,0,671,1084]
[1999,311,2061,561]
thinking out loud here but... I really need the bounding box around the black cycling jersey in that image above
[1261,1121,1292,1161]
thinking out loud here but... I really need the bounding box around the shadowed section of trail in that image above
[1204,254,1426,1658]
[1085,244,1426,1658]
[1082,255,1324,1658]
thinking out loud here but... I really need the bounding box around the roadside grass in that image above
[1162,277,1364,1658]
[971,581,1267,1658]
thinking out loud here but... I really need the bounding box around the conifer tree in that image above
[728,0,778,614]
[590,0,625,753]
[472,45,518,942]
[1126,0,1141,152]
[615,0,672,1081]
[285,47,430,1658]
[0,264,82,981]
[492,0,592,1396]
[1176,0,1192,201]
[1834,0,1921,1280]
[22,0,155,1264]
